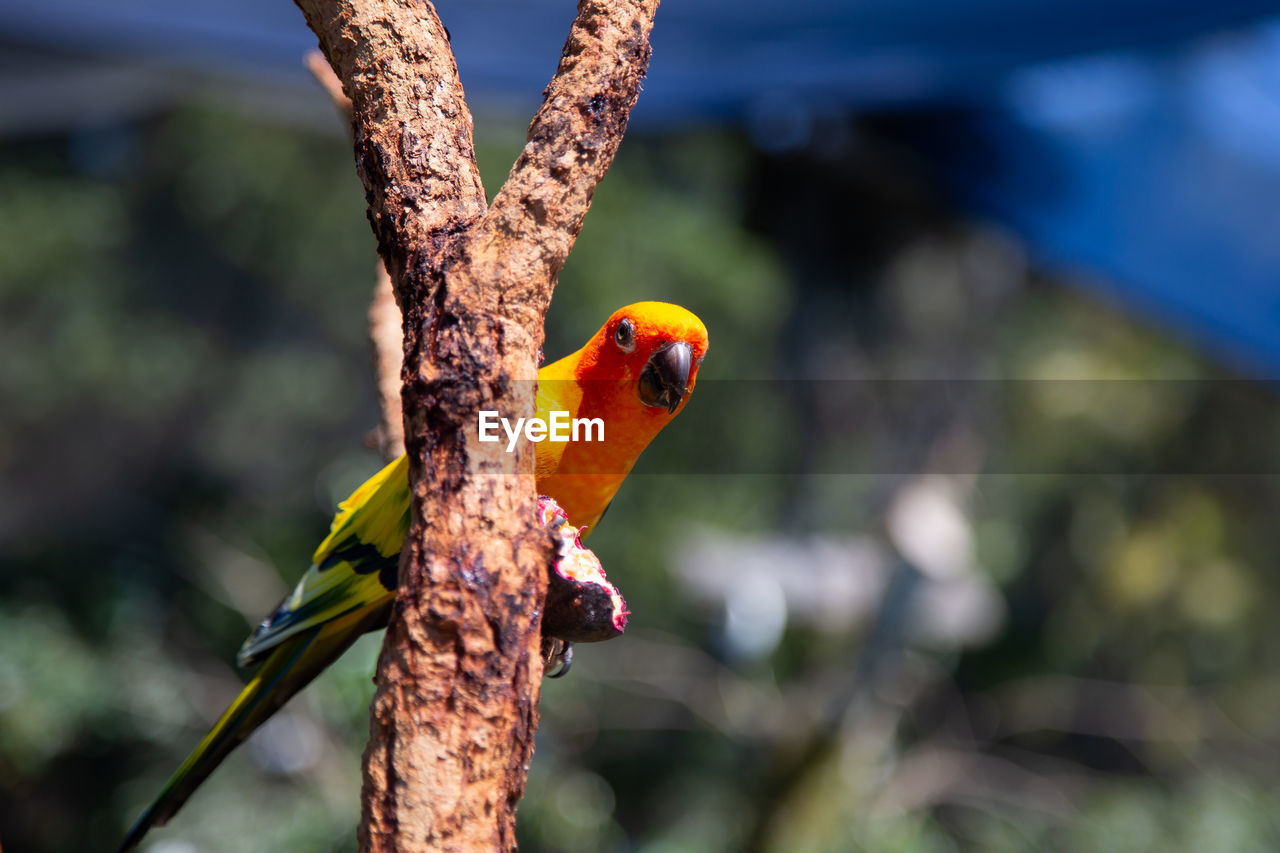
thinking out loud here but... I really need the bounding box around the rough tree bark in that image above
[291,1,660,850]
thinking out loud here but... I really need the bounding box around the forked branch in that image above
[290,1,660,850]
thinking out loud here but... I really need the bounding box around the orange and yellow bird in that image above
[120,302,709,851]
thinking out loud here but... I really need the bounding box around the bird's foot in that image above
[543,638,574,678]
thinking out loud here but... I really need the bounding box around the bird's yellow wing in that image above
[237,453,409,667]
[241,366,578,668]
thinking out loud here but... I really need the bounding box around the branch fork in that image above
[294,1,660,849]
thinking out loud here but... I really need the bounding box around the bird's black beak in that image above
[638,341,693,414]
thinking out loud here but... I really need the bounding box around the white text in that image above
[477,410,604,452]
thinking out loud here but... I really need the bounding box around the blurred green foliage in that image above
[2,99,1279,853]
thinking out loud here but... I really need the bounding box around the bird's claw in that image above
[545,638,574,678]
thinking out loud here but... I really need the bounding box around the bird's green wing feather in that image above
[118,454,412,851]
[118,603,391,852]
[237,453,410,667]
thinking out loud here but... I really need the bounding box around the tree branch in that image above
[292,1,659,850]
[305,49,404,459]
[465,1,658,328]
[367,261,405,458]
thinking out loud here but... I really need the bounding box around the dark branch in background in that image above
[291,1,659,851]
[304,49,352,113]
[366,263,404,458]
[306,51,404,459]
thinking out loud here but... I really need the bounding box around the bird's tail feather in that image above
[118,603,388,852]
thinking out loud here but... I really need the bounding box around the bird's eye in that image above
[614,318,636,352]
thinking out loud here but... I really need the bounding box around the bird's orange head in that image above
[573,301,709,419]
[536,302,708,530]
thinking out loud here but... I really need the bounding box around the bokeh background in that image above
[4,1,1280,851]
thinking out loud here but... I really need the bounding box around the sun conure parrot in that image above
[119,301,709,852]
